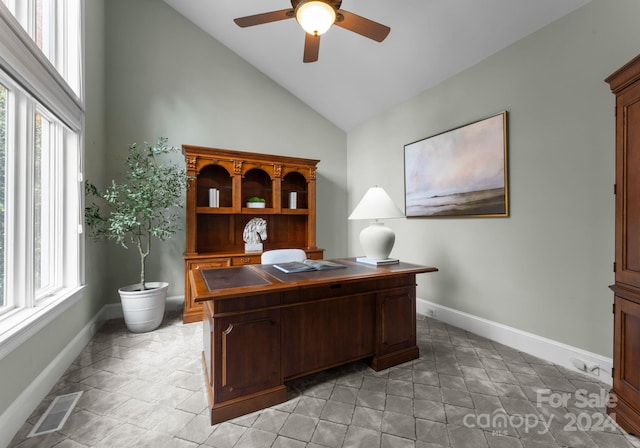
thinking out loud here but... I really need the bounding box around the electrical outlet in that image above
[426,307,436,318]
[90,323,98,336]
[570,357,600,377]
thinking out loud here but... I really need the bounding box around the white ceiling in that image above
[163,0,590,131]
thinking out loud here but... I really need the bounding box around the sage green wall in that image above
[0,0,107,424]
[347,0,640,358]
[84,0,108,311]
[104,0,347,301]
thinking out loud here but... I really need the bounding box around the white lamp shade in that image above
[348,187,404,220]
[296,1,336,36]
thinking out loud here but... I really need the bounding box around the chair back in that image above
[261,249,307,264]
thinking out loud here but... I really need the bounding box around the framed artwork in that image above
[404,112,508,218]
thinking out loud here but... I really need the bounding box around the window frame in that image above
[0,0,84,360]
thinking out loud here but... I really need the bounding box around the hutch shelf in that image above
[182,145,323,323]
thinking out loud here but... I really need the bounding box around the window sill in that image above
[0,286,86,361]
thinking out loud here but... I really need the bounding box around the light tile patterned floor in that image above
[8,311,640,448]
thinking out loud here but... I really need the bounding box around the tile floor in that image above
[8,311,640,448]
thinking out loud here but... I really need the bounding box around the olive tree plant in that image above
[85,137,190,291]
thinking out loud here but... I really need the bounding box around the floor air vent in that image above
[28,391,83,437]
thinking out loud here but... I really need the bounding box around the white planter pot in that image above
[118,282,168,333]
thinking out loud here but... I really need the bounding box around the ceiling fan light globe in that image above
[296,1,336,36]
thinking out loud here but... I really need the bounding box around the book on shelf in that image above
[273,259,346,274]
[289,191,297,209]
[208,188,220,207]
[355,257,399,266]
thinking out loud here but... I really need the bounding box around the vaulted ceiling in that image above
[163,0,591,131]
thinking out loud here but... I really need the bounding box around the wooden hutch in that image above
[606,53,640,435]
[182,145,323,323]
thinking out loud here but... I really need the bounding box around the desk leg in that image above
[369,346,420,371]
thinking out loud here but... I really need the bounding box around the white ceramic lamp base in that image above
[359,221,396,260]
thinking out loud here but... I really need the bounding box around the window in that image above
[1,0,81,97]
[35,0,53,59]
[0,0,83,355]
[34,109,63,300]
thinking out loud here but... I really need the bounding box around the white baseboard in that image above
[103,295,183,321]
[416,298,613,385]
[0,306,109,448]
[166,295,184,312]
[103,302,123,320]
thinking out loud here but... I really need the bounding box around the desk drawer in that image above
[214,293,281,314]
[281,276,415,305]
[232,256,260,265]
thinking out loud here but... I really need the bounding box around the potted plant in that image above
[246,196,266,208]
[85,137,190,332]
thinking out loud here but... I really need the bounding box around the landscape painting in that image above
[404,112,508,218]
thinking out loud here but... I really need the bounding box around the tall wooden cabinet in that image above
[606,54,640,435]
[182,145,323,323]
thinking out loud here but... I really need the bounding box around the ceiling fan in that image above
[234,0,390,63]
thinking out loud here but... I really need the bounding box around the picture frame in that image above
[404,111,509,218]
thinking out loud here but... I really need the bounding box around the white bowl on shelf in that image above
[246,202,266,208]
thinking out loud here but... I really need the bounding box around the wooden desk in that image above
[189,258,438,424]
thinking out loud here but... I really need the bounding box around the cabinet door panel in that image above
[282,294,376,378]
[379,287,417,354]
[215,311,281,403]
[614,296,640,402]
[616,87,640,286]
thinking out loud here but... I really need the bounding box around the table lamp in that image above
[348,186,404,261]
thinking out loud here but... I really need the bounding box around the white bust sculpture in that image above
[243,217,267,252]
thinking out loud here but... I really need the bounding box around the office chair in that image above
[261,249,306,264]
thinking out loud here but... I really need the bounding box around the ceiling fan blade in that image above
[335,10,390,42]
[234,9,294,28]
[303,33,320,63]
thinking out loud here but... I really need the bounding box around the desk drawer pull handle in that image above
[241,258,252,263]
[330,284,342,289]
